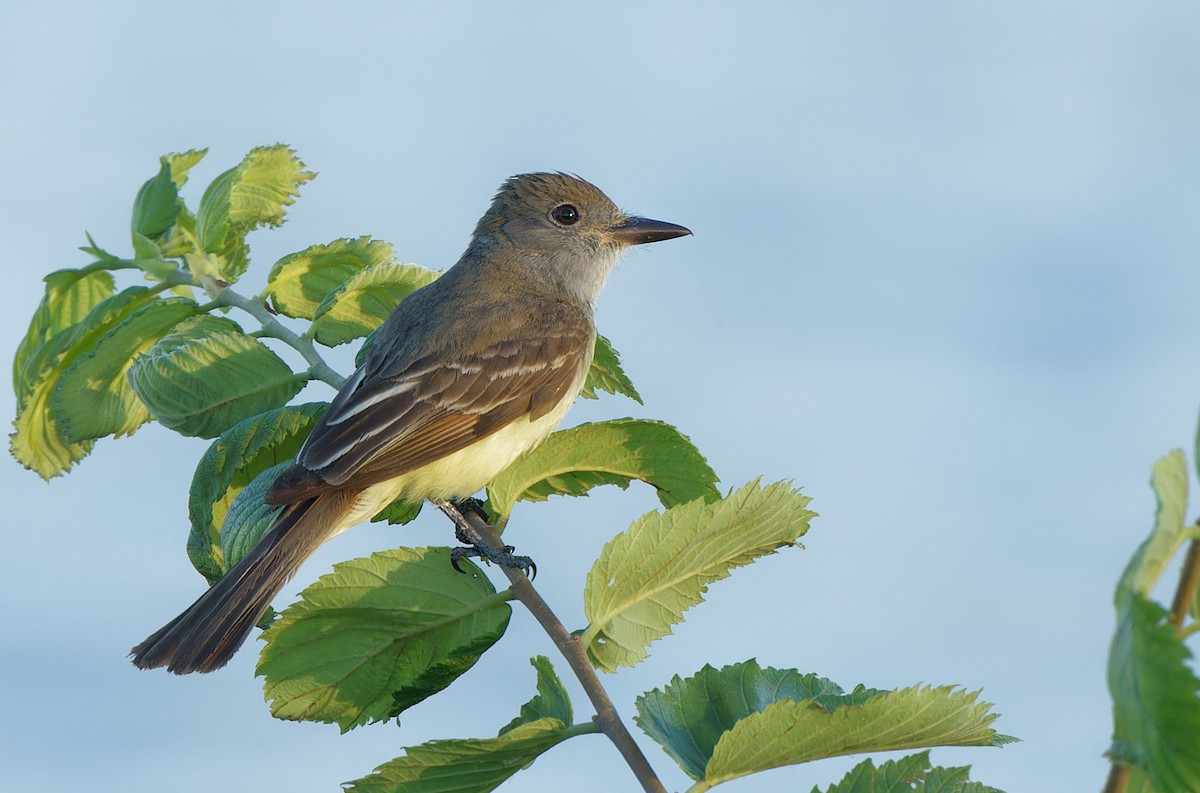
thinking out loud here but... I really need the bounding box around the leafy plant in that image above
[11,146,1011,792]
[1102,449,1200,792]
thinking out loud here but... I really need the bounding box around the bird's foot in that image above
[443,497,536,579]
[450,542,537,580]
[451,497,491,522]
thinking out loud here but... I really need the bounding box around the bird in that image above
[130,172,691,673]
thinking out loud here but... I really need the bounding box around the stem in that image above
[1168,533,1200,631]
[432,499,668,793]
[562,720,603,739]
[157,265,349,390]
[80,258,139,274]
[211,283,346,389]
[1101,763,1128,793]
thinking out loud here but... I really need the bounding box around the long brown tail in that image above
[130,491,355,674]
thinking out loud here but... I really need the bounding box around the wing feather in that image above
[266,301,593,505]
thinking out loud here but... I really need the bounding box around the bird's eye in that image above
[550,203,580,226]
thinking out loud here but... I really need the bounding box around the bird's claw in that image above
[450,543,537,580]
[451,497,491,522]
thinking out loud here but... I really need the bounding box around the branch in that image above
[1168,531,1200,631]
[158,266,348,390]
[432,499,668,793]
[1101,763,1129,793]
[212,285,346,389]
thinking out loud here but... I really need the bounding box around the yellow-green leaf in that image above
[52,297,201,442]
[700,686,1008,791]
[265,237,398,319]
[14,268,115,397]
[635,661,880,780]
[195,145,315,281]
[485,419,719,527]
[1119,450,1189,599]
[11,286,161,479]
[309,260,441,346]
[582,480,812,672]
[163,148,207,188]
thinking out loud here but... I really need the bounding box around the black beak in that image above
[608,216,693,245]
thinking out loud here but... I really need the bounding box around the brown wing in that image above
[266,302,593,505]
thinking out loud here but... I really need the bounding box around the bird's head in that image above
[471,172,691,304]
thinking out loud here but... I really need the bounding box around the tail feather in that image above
[131,491,354,674]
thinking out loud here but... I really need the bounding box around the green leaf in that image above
[636,662,1010,790]
[345,718,573,793]
[129,232,179,278]
[220,459,291,571]
[195,145,315,281]
[811,752,933,793]
[14,268,115,397]
[698,686,1008,791]
[133,150,208,260]
[310,260,441,346]
[264,237,399,319]
[186,401,327,582]
[636,661,881,780]
[582,480,813,672]
[355,326,381,367]
[11,286,161,479]
[128,318,307,439]
[485,419,720,526]
[131,159,182,239]
[370,499,423,526]
[1107,591,1200,790]
[919,774,1001,793]
[78,231,121,263]
[1120,767,1154,793]
[810,751,1003,793]
[159,151,208,259]
[578,334,642,403]
[346,653,582,792]
[259,547,512,731]
[52,297,201,442]
[500,656,573,736]
[1119,450,1189,598]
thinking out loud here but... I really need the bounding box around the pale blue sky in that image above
[5,3,1200,791]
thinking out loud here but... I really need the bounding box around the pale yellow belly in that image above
[334,373,585,534]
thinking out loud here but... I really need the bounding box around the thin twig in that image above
[213,286,346,389]
[1101,763,1129,793]
[156,267,349,389]
[1168,533,1200,630]
[432,499,668,793]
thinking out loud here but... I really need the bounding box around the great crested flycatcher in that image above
[131,172,691,674]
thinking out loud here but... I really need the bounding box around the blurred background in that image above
[4,3,1200,791]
